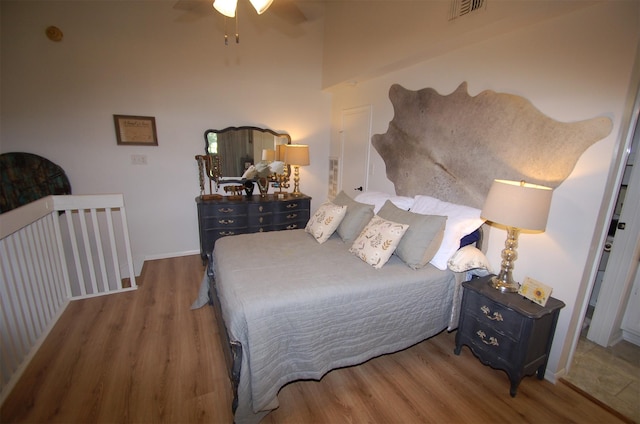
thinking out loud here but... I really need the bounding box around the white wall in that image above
[328,2,639,378]
[0,1,331,272]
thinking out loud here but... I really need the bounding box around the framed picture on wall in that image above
[113,115,158,146]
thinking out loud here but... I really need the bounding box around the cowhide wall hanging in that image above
[372,82,613,209]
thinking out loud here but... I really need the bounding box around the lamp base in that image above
[489,275,519,293]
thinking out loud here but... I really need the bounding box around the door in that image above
[587,94,640,347]
[340,106,372,195]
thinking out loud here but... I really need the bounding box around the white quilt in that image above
[209,229,462,424]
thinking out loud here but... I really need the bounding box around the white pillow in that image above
[305,201,347,244]
[355,191,415,213]
[448,245,493,274]
[411,195,485,270]
[349,215,409,269]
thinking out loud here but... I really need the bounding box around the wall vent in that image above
[449,0,486,20]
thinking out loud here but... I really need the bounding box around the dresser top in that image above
[463,276,565,318]
[196,194,311,204]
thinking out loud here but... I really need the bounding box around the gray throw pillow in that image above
[378,199,446,269]
[332,191,375,243]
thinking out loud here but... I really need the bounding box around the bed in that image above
[194,190,490,424]
[192,80,612,423]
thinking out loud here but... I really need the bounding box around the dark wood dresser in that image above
[196,194,311,262]
[454,275,565,397]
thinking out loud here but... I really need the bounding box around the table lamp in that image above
[481,179,553,292]
[284,145,310,196]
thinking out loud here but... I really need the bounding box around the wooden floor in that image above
[1,255,631,424]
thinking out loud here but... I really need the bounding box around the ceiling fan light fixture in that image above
[249,0,273,14]
[213,0,237,17]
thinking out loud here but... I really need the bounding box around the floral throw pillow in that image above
[305,201,347,244]
[349,215,409,269]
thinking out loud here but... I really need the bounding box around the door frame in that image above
[564,55,640,374]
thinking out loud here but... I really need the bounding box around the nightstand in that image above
[454,275,565,397]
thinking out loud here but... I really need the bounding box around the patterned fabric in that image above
[447,245,493,274]
[349,215,409,269]
[0,152,71,213]
[305,201,347,244]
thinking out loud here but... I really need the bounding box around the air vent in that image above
[449,0,486,20]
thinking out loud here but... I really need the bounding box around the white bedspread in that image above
[209,229,462,424]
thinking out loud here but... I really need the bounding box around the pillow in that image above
[305,201,347,244]
[377,200,446,269]
[447,245,493,276]
[333,191,375,243]
[355,191,415,213]
[411,195,485,270]
[349,215,409,269]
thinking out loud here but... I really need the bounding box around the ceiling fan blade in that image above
[173,0,214,16]
[268,0,307,25]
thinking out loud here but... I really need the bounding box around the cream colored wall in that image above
[0,0,331,272]
[328,2,639,379]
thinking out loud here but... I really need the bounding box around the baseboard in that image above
[144,250,200,261]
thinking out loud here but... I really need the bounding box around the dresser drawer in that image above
[200,203,248,218]
[272,221,305,231]
[273,209,309,225]
[464,290,524,339]
[272,198,309,213]
[202,214,248,230]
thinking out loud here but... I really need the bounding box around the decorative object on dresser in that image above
[284,144,310,196]
[195,194,311,263]
[454,275,565,397]
[480,179,553,293]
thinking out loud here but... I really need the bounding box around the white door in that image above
[621,259,640,345]
[588,98,640,347]
[340,106,372,195]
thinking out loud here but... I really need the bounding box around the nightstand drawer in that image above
[464,290,523,339]
[464,316,519,364]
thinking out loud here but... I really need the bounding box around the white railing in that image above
[0,194,137,404]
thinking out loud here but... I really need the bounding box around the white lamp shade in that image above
[213,0,237,17]
[284,144,310,166]
[261,149,275,161]
[481,179,553,231]
[249,0,273,14]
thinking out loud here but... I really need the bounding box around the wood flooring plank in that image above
[0,255,630,424]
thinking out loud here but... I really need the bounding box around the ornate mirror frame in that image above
[196,126,291,195]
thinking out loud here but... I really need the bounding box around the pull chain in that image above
[235,12,239,43]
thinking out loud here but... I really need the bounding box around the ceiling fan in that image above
[173,0,309,44]
[213,0,273,17]
[173,0,308,25]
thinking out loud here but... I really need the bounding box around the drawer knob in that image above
[286,224,298,230]
[218,208,234,213]
[477,330,499,346]
[219,231,235,236]
[286,203,298,209]
[218,219,234,224]
[481,305,503,321]
[259,206,264,212]
[286,213,298,219]
[259,217,264,223]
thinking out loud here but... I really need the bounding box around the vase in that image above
[257,177,269,197]
[243,180,255,197]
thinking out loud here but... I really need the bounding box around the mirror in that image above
[201,126,291,192]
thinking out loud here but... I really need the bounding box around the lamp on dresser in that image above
[481,179,553,293]
[284,144,310,196]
